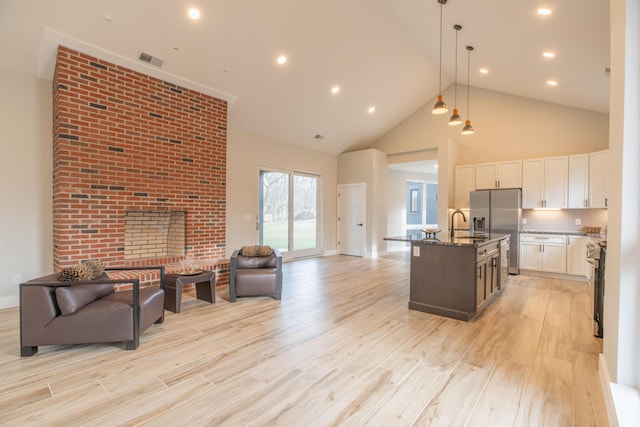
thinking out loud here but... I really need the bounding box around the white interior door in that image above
[338,184,365,256]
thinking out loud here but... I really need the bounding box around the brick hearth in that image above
[52,45,228,287]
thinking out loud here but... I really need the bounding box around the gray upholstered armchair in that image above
[19,266,165,356]
[229,246,282,302]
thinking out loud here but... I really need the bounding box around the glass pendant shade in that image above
[448,108,462,125]
[461,119,475,135]
[432,95,448,114]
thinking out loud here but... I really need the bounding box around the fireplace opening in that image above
[124,210,185,260]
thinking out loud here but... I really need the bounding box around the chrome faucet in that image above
[450,209,467,238]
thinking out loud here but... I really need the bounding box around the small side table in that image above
[164,270,216,313]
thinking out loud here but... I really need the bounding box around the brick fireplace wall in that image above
[52,46,227,283]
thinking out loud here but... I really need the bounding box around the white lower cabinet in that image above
[566,236,587,276]
[519,234,567,274]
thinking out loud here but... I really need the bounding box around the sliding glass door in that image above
[259,169,321,259]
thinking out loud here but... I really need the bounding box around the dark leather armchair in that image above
[19,266,165,356]
[229,247,282,302]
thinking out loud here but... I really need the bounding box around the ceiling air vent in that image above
[138,51,165,68]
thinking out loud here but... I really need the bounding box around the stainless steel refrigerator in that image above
[470,189,521,274]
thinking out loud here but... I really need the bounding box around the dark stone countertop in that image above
[384,232,509,247]
[521,229,607,239]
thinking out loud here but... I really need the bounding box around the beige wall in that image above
[386,169,437,251]
[337,149,387,258]
[227,127,337,258]
[0,66,52,307]
[370,84,610,165]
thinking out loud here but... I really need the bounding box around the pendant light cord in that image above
[454,27,458,107]
[438,2,443,94]
[466,46,471,118]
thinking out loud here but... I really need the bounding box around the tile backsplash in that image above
[522,208,608,233]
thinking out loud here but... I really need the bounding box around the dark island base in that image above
[408,301,474,321]
[408,287,503,322]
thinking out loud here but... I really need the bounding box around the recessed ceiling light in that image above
[368,106,376,114]
[479,68,489,75]
[542,51,555,58]
[547,80,558,86]
[331,86,340,95]
[188,8,201,20]
[537,8,552,16]
[277,55,287,65]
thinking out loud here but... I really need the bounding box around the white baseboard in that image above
[364,250,387,259]
[323,249,337,256]
[0,295,19,309]
[519,269,588,282]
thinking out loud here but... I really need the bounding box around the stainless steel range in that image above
[586,237,606,338]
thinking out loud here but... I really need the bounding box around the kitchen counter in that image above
[385,233,510,321]
[384,232,510,247]
[521,229,607,239]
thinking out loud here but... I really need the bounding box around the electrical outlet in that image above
[522,218,527,225]
[575,218,582,225]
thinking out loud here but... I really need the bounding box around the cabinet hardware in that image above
[605,198,608,207]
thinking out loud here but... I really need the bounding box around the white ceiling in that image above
[0,0,610,155]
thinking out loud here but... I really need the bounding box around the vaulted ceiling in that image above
[0,0,610,155]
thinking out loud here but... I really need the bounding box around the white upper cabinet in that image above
[544,156,569,208]
[474,161,522,190]
[568,154,590,208]
[497,161,522,188]
[456,149,606,210]
[454,165,475,208]
[589,150,609,208]
[522,156,568,209]
[522,159,544,208]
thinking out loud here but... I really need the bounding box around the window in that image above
[259,169,322,259]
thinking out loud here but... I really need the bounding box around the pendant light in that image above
[432,0,448,114]
[448,24,463,125]
[461,45,475,135]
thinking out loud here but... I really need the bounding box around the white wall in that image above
[386,169,437,251]
[226,127,338,258]
[603,0,640,391]
[369,84,609,165]
[0,66,52,308]
[337,149,387,258]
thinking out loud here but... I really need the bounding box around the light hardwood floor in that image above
[0,253,609,426]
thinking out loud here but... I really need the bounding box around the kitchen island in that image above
[385,233,510,321]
